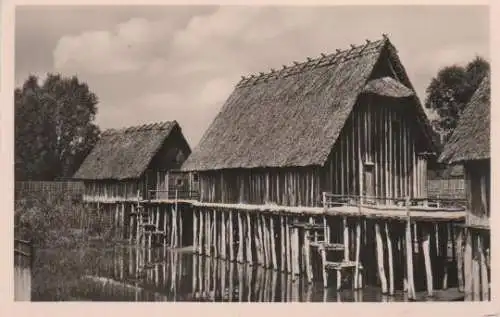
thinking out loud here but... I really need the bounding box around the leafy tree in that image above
[424,56,489,143]
[15,74,100,180]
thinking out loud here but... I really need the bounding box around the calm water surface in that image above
[20,244,461,302]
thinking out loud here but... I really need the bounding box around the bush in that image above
[14,192,114,248]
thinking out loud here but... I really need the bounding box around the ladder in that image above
[317,196,364,291]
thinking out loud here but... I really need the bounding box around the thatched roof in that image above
[363,77,415,98]
[182,36,434,172]
[74,121,181,180]
[439,74,490,164]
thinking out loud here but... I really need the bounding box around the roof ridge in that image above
[236,35,389,88]
[101,120,174,136]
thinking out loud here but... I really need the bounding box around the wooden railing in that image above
[321,192,467,211]
[148,189,200,201]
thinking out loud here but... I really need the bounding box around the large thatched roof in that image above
[439,74,491,164]
[182,36,434,172]
[74,121,182,180]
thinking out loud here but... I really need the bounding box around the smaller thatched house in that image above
[439,74,490,300]
[439,74,490,228]
[74,121,192,201]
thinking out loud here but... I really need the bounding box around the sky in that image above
[15,5,489,147]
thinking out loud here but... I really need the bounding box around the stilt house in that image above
[438,73,490,301]
[439,74,490,229]
[181,36,437,206]
[74,121,192,201]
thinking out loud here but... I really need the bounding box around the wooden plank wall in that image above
[199,168,322,207]
[197,96,430,207]
[464,161,490,228]
[84,180,144,200]
[322,97,428,200]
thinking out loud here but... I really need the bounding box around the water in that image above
[21,244,462,302]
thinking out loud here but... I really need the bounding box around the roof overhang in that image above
[362,76,415,98]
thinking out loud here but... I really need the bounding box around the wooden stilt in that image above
[261,214,269,268]
[455,225,464,292]
[206,210,211,256]
[343,217,349,261]
[281,215,286,272]
[405,199,416,300]
[246,212,253,265]
[479,234,489,301]
[464,228,473,298]
[237,211,244,263]
[320,245,328,287]
[473,233,480,300]
[229,211,234,261]
[375,222,388,294]
[304,228,313,283]
[422,223,434,297]
[257,214,265,266]
[286,216,292,273]
[292,223,300,275]
[270,216,277,270]
[385,222,394,295]
[442,223,450,290]
[193,209,198,254]
[354,219,362,289]
[213,209,218,258]
[199,209,204,255]
[221,210,226,260]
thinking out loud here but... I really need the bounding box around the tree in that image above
[15,73,100,181]
[424,56,489,143]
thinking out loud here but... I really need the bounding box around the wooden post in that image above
[212,209,218,258]
[343,217,349,261]
[281,215,286,272]
[479,234,489,301]
[270,216,277,270]
[129,204,135,244]
[320,245,328,288]
[354,203,362,289]
[286,215,291,273]
[293,224,300,277]
[257,214,265,266]
[422,223,434,297]
[266,215,272,268]
[455,224,464,292]
[198,209,202,254]
[206,209,211,256]
[229,210,234,261]
[304,227,313,283]
[473,233,480,300]
[246,212,253,265]
[261,214,269,268]
[405,197,416,300]
[385,222,394,295]
[193,209,198,254]
[375,221,388,294]
[464,228,473,298]
[221,210,226,260]
[237,211,244,263]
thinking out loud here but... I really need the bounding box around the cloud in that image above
[53,18,177,74]
[39,6,489,147]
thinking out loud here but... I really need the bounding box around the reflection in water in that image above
[27,245,463,302]
[14,266,31,301]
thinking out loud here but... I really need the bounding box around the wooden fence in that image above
[15,179,465,201]
[15,181,84,201]
[427,178,466,199]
